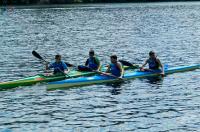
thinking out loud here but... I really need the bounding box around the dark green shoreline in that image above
[1,0,200,6]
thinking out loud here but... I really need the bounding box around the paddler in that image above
[140,51,164,76]
[45,54,69,75]
[106,55,124,78]
[85,49,101,71]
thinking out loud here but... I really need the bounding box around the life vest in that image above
[87,57,98,70]
[49,61,67,74]
[110,63,121,77]
[147,58,159,70]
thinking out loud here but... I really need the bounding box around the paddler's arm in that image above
[62,61,69,74]
[96,57,101,71]
[97,64,101,71]
[140,60,148,71]
[105,64,111,73]
[157,59,165,75]
[85,59,89,67]
[118,62,124,78]
[45,62,52,70]
[45,63,49,70]
[64,68,70,74]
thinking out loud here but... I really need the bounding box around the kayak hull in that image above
[0,74,66,90]
[0,65,134,90]
[47,64,200,90]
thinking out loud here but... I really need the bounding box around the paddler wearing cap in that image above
[140,51,165,76]
[85,49,101,71]
[45,54,69,75]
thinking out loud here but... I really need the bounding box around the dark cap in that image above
[55,54,61,59]
[149,51,155,56]
[110,55,117,60]
[89,49,95,55]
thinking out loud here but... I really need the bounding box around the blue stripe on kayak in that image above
[48,75,115,85]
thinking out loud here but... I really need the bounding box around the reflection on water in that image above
[0,7,6,15]
[145,76,164,84]
[106,81,124,95]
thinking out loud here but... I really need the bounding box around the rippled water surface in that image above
[0,2,200,132]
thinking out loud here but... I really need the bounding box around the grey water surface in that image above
[0,2,200,132]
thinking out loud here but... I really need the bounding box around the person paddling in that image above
[106,55,124,78]
[140,51,164,76]
[45,54,69,75]
[85,49,101,71]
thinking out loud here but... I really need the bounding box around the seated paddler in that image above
[140,51,164,76]
[45,54,69,75]
[106,55,124,78]
[84,49,101,71]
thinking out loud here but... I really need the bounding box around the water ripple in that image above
[1,2,200,132]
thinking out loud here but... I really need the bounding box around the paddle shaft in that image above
[94,70,123,80]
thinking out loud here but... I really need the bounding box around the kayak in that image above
[47,64,200,90]
[0,65,135,90]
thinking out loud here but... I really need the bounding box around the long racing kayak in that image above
[47,64,200,90]
[0,64,135,90]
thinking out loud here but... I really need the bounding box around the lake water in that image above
[0,2,200,132]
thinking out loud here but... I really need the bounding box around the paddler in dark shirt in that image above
[85,49,101,71]
[140,51,164,76]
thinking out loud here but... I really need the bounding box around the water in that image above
[0,2,200,132]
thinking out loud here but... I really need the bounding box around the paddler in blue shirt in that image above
[85,49,101,71]
[140,51,164,76]
[45,54,69,75]
[106,55,124,78]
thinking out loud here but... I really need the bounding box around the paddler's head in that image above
[149,51,156,59]
[55,54,61,63]
[110,55,118,63]
[89,49,95,58]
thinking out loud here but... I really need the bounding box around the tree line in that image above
[0,0,198,5]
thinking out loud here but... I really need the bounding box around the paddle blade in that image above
[32,50,45,61]
[65,62,74,67]
[119,60,139,69]
[119,60,133,66]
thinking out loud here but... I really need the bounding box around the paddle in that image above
[96,71,123,80]
[32,50,47,63]
[32,50,70,77]
[77,65,123,80]
[32,50,74,67]
[119,60,139,68]
[77,60,138,71]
